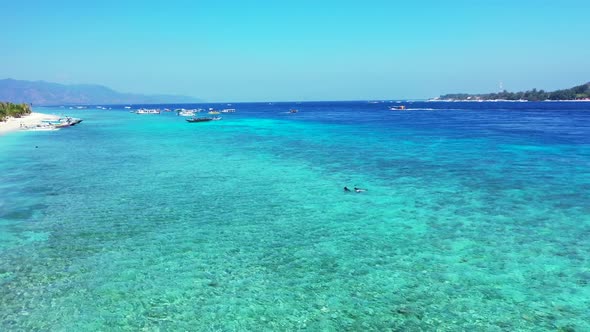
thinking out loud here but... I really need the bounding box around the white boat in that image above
[124,106,131,109]
[221,108,236,113]
[135,109,160,114]
[178,109,196,117]
[389,105,406,110]
[42,116,83,127]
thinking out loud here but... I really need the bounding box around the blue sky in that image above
[2,0,589,101]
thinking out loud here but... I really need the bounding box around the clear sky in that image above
[2,0,589,101]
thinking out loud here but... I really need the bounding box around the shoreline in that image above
[0,112,61,136]
[427,99,590,102]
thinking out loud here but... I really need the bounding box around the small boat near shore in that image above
[186,116,221,123]
[42,116,83,128]
[221,108,236,113]
[54,122,74,128]
[289,109,298,113]
[64,117,83,126]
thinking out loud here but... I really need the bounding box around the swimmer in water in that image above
[344,186,351,192]
[354,187,367,193]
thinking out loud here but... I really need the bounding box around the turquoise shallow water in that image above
[1,102,589,331]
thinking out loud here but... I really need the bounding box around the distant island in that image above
[0,78,202,105]
[435,82,590,101]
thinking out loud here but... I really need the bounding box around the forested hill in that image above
[0,102,31,121]
[0,79,201,105]
[437,82,590,101]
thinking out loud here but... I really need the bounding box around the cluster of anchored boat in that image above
[132,107,300,122]
[132,107,237,123]
[22,117,83,131]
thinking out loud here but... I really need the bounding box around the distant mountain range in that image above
[436,82,590,101]
[0,78,201,105]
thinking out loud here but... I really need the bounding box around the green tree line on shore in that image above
[440,82,590,101]
[0,102,32,121]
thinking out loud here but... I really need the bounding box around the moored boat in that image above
[178,109,196,117]
[43,116,83,128]
[65,117,83,126]
[186,117,213,123]
[186,116,222,123]
[135,108,160,114]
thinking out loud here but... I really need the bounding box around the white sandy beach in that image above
[0,112,61,135]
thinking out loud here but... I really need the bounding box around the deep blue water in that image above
[1,101,589,331]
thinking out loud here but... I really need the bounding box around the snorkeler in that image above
[354,187,367,193]
[344,186,352,192]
